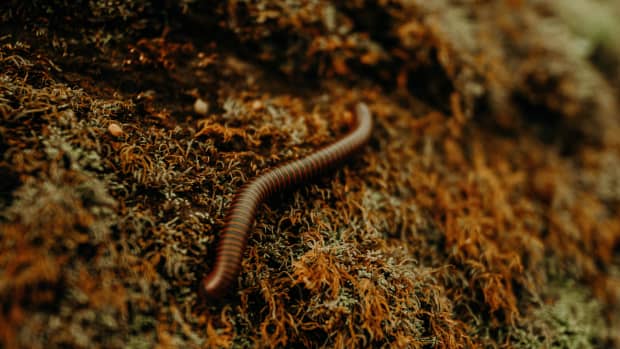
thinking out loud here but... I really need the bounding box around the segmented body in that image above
[202,103,373,298]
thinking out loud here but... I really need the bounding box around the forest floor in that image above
[1,1,620,348]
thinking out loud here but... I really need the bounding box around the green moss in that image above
[509,282,608,349]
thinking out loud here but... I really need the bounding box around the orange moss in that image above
[1,1,619,348]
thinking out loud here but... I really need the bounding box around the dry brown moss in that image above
[1,1,619,348]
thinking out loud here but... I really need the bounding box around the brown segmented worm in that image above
[202,102,373,299]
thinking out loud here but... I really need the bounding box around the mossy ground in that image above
[1,1,619,348]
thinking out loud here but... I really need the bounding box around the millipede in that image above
[202,102,373,299]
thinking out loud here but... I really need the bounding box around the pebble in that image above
[194,98,209,115]
[108,122,123,137]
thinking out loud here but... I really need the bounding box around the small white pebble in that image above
[194,98,209,115]
[251,100,263,110]
[108,122,123,137]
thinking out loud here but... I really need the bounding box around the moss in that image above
[508,281,609,348]
[1,1,619,348]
